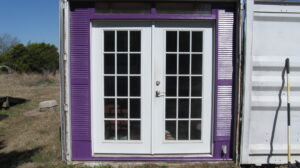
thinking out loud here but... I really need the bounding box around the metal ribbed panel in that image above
[216,10,234,139]
[216,85,233,137]
[241,3,300,163]
[217,12,234,80]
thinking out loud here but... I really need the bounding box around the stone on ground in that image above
[39,100,58,112]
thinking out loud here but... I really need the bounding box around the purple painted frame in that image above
[70,6,234,161]
[89,8,216,20]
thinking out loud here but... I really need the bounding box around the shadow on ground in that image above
[0,147,42,168]
[0,140,4,150]
[0,114,8,121]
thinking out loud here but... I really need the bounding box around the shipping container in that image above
[240,0,300,165]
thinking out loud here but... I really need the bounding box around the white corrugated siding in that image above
[241,1,300,165]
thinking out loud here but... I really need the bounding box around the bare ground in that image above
[0,73,288,168]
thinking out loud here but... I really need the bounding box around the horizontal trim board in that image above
[255,0,300,4]
[249,144,300,155]
[90,14,216,20]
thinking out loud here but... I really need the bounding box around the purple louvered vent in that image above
[70,8,91,146]
[71,9,90,84]
[71,85,90,140]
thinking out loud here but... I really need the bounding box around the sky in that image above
[0,0,59,47]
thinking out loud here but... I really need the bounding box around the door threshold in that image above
[92,153,213,157]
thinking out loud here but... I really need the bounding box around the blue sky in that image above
[0,0,59,47]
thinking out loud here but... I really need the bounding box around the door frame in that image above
[91,20,215,156]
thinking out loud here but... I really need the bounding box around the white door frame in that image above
[91,21,214,155]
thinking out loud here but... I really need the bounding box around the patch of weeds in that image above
[0,127,5,134]
[26,78,56,87]
[0,100,32,117]
[38,129,49,135]
[31,153,52,163]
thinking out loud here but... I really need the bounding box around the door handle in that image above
[156,90,165,97]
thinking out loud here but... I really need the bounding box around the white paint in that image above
[60,0,72,162]
[241,0,300,165]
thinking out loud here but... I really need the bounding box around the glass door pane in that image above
[103,30,142,141]
[165,31,203,141]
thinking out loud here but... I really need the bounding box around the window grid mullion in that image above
[114,30,117,141]
[188,30,192,141]
[128,30,131,140]
[176,30,179,141]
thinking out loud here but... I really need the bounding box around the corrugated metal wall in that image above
[241,0,300,165]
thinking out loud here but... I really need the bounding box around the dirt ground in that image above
[0,73,289,168]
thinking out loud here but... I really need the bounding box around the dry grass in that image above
[0,73,288,168]
[0,73,62,168]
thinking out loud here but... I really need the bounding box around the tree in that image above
[0,43,59,74]
[0,44,29,72]
[0,33,20,54]
[26,43,59,74]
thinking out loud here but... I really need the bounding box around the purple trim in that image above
[213,9,234,159]
[73,140,233,161]
[90,14,216,20]
[212,8,220,159]
[89,8,216,20]
[70,6,234,161]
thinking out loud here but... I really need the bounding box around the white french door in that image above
[91,21,213,155]
[91,22,152,154]
[152,22,213,154]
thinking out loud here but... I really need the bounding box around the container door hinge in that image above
[64,104,68,112]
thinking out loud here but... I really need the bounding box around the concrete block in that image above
[39,100,58,112]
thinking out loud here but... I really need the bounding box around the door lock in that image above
[156,81,160,86]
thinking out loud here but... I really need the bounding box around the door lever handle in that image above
[156,90,165,97]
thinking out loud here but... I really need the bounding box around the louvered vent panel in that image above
[70,9,90,82]
[71,85,90,140]
[216,85,232,137]
[216,10,234,139]
[70,8,91,141]
[217,11,234,80]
